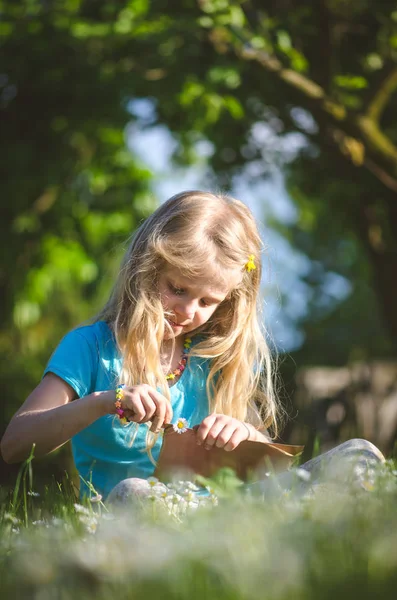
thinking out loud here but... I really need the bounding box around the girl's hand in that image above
[115,384,173,433]
[196,414,251,452]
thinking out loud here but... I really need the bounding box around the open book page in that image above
[154,427,304,482]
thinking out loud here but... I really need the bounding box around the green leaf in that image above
[223,95,244,119]
[334,74,368,89]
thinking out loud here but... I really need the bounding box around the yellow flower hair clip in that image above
[245,255,256,273]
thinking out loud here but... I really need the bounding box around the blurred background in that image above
[1,0,397,489]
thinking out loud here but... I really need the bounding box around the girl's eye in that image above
[169,283,184,296]
[200,299,209,307]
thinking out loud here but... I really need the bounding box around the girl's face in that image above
[158,267,233,339]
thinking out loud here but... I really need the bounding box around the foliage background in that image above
[1,0,397,486]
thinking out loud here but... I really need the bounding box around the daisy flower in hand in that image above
[173,417,188,434]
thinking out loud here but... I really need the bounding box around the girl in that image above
[1,191,384,501]
[1,191,277,500]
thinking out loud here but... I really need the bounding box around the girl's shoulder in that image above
[71,320,113,343]
[44,322,115,398]
[69,320,117,356]
[54,320,116,359]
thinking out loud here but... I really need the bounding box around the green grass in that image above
[1,451,397,600]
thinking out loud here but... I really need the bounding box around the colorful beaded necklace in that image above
[166,337,192,381]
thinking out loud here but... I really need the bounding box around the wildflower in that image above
[296,468,311,482]
[210,494,218,506]
[185,481,200,491]
[183,490,196,503]
[74,503,90,516]
[27,490,40,497]
[89,494,103,503]
[171,493,183,505]
[245,255,256,272]
[85,519,98,535]
[147,477,159,488]
[79,515,98,534]
[32,520,47,527]
[4,513,20,525]
[361,480,375,492]
[163,493,188,517]
[173,417,188,434]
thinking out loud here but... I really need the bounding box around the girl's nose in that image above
[175,299,196,320]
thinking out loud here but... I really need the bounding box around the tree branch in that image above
[330,128,397,193]
[366,67,397,124]
[237,43,397,182]
[364,158,397,194]
[240,45,325,97]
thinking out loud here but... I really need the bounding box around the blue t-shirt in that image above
[43,321,210,499]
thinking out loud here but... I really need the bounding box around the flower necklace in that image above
[165,337,192,381]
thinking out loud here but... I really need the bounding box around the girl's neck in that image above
[161,335,185,359]
[160,335,188,383]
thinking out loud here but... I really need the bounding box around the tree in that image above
[0,0,158,463]
[140,0,397,359]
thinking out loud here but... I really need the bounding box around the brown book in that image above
[154,426,304,482]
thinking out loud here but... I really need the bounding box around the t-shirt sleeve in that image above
[43,329,98,398]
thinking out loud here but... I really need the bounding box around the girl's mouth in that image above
[166,318,182,329]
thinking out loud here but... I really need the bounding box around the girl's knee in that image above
[106,477,152,505]
[335,438,385,463]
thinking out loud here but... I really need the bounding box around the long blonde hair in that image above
[97,191,282,440]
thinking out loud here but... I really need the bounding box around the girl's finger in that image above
[202,420,228,449]
[120,408,136,422]
[148,397,166,433]
[222,427,247,452]
[126,394,146,422]
[196,414,218,446]
[139,394,157,423]
[212,422,238,449]
[148,388,172,429]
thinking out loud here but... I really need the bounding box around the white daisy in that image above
[183,490,196,503]
[4,513,20,525]
[32,520,47,527]
[79,514,98,534]
[147,476,159,487]
[74,503,90,516]
[173,417,188,434]
[361,479,375,492]
[89,494,103,503]
[296,468,311,482]
[185,481,200,491]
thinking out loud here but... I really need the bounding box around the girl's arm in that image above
[0,374,114,464]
